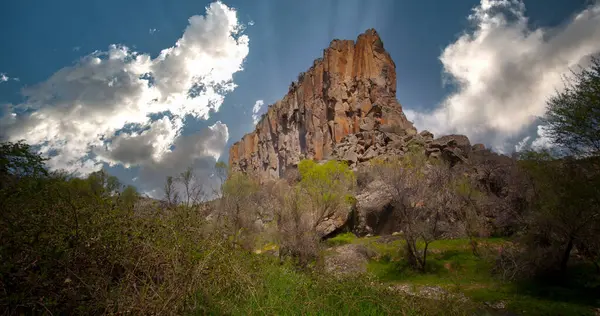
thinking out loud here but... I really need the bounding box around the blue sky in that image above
[0,0,598,196]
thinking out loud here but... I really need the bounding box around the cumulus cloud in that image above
[406,0,600,153]
[149,28,158,35]
[0,73,18,83]
[251,99,265,125]
[94,116,183,168]
[1,2,248,177]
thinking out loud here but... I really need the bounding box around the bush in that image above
[0,142,250,314]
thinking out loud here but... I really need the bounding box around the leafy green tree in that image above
[219,172,260,248]
[120,185,140,211]
[544,57,600,157]
[0,141,48,196]
[275,160,355,266]
[0,140,48,177]
[86,169,122,197]
[297,159,356,224]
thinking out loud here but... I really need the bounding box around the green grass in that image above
[356,236,599,316]
[191,253,476,315]
[326,232,357,247]
[247,234,598,315]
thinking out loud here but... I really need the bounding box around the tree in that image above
[544,57,600,157]
[120,185,140,211]
[296,159,356,235]
[518,150,600,275]
[0,140,48,192]
[214,161,228,197]
[178,166,205,208]
[372,154,458,272]
[454,174,489,257]
[87,169,122,198]
[219,172,260,248]
[164,176,179,208]
[275,160,355,267]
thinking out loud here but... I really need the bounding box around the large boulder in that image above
[354,180,399,236]
[426,134,471,166]
[316,205,353,238]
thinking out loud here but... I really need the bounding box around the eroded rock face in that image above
[227,28,514,238]
[229,29,415,180]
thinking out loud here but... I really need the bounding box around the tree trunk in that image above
[421,242,430,272]
[469,237,480,257]
[560,236,574,275]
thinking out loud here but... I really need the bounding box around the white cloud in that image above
[0,73,18,83]
[251,99,265,125]
[407,0,600,152]
[530,125,554,151]
[149,28,158,35]
[1,1,248,177]
[94,116,184,168]
[514,136,530,153]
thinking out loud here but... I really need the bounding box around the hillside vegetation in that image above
[1,60,600,316]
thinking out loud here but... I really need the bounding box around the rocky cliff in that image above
[229,29,416,179]
[228,28,515,238]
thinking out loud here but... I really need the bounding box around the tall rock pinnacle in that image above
[229,29,416,179]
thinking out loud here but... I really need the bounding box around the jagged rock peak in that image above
[229,28,416,180]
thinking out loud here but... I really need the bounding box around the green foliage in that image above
[0,140,48,178]
[220,172,262,249]
[544,57,600,156]
[298,159,356,205]
[517,150,600,274]
[86,169,123,197]
[0,141,214,314]
[120,185,140,210]
[3,138,598,315]
[223,172,258,197]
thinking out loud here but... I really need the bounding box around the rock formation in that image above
[228,29,513,237]
[229,29,415,179]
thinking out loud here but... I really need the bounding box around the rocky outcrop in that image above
[229,29,415,180]
[354,180,396,236]
[228,28,514,238]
